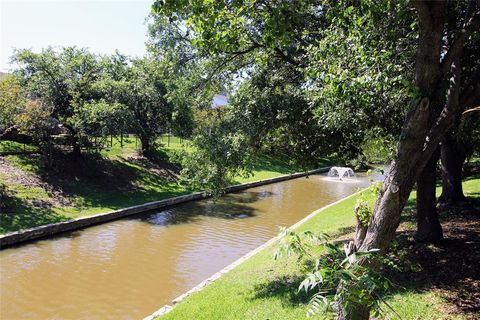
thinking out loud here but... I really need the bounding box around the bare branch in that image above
[463,106,480,114]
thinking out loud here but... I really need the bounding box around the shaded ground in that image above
[390,200,480,319]
[0,152,186,233]
[0,157,71,208]
[334,196,480,319]
[0,144,309,233]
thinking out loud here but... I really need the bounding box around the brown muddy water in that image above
[0,174,369,320]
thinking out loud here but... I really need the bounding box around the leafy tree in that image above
[98,58,172,156]
[12,47,102,156]
[151,0,413,165]
[15,100,55,166]
[72,100,131,149]
[229,67,327,168]
[153,0,480,318]
[0,74,25,131]
[359,128,396,166]
[147,15,224,137]
[177,108,253,194]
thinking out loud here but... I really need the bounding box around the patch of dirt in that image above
[0,157,71,207]
[0,152,182,212]
[123,154,180,181]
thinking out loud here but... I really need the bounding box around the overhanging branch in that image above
[441,10,480,76]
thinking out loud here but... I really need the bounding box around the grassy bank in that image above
[157,178,479,320]
[0,136,328,234]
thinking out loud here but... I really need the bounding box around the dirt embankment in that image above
[0,157,71,209]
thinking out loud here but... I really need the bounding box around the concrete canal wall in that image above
[0,167,329,248]
[143,187,364,320]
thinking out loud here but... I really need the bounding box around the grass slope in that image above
[0,136,321,233]
[158,178,479,320]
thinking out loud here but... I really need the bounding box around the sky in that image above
[0,0,152,72]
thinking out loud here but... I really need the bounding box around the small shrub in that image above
[274,229,415,318]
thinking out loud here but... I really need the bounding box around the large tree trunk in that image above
[439,132,466,204]
[139,134,152,157]
[355,0,449,252]
[415,148,443,243]
[336,1,477,318]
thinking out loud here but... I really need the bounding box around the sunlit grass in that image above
[158,178,479,320]
[0,140,38,153]
[0,135,311,233]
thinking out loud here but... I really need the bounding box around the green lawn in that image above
[157,178,479,320]
[0,140,38,154]
[0,136,318,233]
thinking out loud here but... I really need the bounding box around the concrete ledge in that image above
[0,167,329,249]
[143,188,364,319]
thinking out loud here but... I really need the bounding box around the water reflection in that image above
[137,191,276,226]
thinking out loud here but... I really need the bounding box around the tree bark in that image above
[139,135,151,157]
[439,132,466,204]
[354,0,449,252]
[415,148,443,243]
[337,2,472,318]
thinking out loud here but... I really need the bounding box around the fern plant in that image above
[274,229,410,318]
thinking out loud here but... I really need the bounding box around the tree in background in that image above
[0,74,25,132]
[177,107,254,194]
[15,100,55,167]
[98,58,173,156]
[438,26,480,205]
[229,66,327,168]
[12,47,102,156]
[147,15,223,137]
[7,47,183,158]
[72,100,131,150]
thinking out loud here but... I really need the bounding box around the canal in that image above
[0,174,369,319]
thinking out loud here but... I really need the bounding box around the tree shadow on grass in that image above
[251,274,311,307]
[250,156,297,175]
[0,192,69,233]
[331,225,356,238]
[9,153,141,190]
[386,216,480,316]
[6,153,190,213]
[399,174,480,226]
[400,196,480,227]
[388,177,480,316]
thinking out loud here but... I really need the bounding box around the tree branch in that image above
[441,9,480,75]
[425,58,462,153]
[273,47,300,66]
